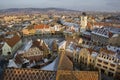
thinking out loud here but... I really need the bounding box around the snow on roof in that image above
[109,27,120,34]
[107,45,120,53]
[112,34,119,38]
[58,40,66,50]
[92,28,109,38]
[23,40,32,51]
[91,52,98,58]
[67,42,74,50]
[44,58,48,63]
[66,49,74,53]
[7,59,18,68]
[43,39,53,50]
[41,57,58,71]
[23,59,29,64]
[76,47,81,53]
[82,31,91,35]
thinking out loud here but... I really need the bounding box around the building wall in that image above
[74,47,120,78]
[2,42,12,56]
[73,48,96,67]
[95,53,120,77]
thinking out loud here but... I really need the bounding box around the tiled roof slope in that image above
[57,52,73,70]
[3,68,99,80]
[3,68,56,80]
[4,34,21,48]
[56,70,99,80]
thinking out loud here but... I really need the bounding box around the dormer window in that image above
[106,56,109,59]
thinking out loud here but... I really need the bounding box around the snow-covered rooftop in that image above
[58,40,66,50]
[91,52,98,58]
[107,45,120,53]
[92,28,109,38]
[7,59,18,68]
[41,57,59,71]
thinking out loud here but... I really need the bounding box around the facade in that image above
[73,47,120,79]
[91,27,110,46]
[95,48,120,78]
[74,48,98,68]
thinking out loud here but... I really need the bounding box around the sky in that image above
[0,0,120,12]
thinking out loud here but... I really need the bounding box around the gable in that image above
[2,42,11,50]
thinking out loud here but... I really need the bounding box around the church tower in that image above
[80,12,87,32]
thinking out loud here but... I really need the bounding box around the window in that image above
[98,59,102,62]
[109,68,114,71]
[104,61,108,65]
[106,56,109,59]
[110,64,115,67]
[97,63,101,67]
[103,66,107,69]
[112,57,114,60]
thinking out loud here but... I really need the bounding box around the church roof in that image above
[3,68,99,80]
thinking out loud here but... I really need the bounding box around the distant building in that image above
[22,28,35,36]
[80,12,87,32]
[34,24,50,34]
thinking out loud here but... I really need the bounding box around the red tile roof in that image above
[4,34,21,48]
[34,24,49,29]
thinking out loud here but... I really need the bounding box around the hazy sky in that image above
[0,0,120,11]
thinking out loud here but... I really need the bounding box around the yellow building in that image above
[95,48,120,78]
[74,48,98,68]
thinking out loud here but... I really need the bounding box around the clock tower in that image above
[80,12,87,32]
